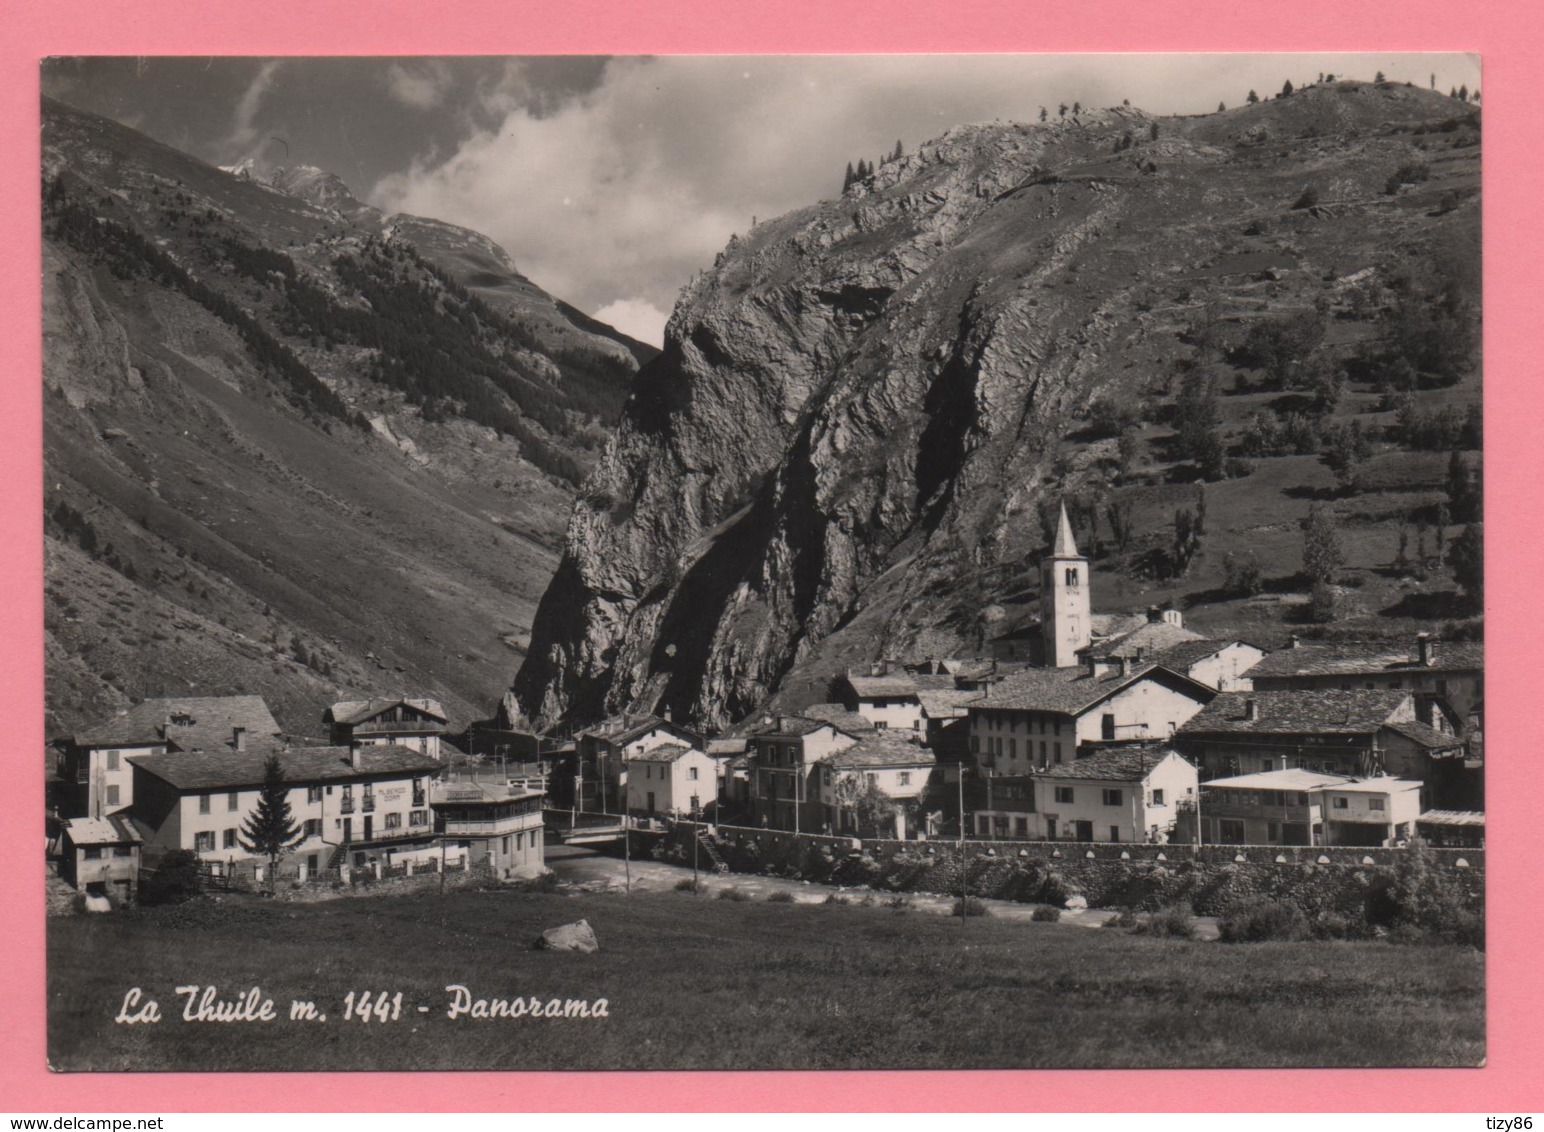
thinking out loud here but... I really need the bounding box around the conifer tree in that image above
[1073,101,1081,114]
[1302,503,1344,586]
[1449,523,1483,610]
[1375,70,1386,83]
[239,755,304,890]
[1247,90,1259,104]
[892,139,904,161]
[1039,106,1048,122]
[1458,84,1469,102]
[843,161,855,192]
[1281,80,1295,97]
[1218,101,1227,112]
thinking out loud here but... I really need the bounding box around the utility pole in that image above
[623,812,631,894]
[958,766,967,925]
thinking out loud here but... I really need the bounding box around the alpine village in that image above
[43,70,1485,1070]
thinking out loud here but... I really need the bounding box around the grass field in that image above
[48,886,1484,1071]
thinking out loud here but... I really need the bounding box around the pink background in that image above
[4,0,1539,1112]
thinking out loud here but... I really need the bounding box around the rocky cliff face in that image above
[514,82,1482,730]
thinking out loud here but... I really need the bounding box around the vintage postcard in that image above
[39,53,1485,1074]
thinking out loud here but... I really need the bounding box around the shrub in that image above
[1292,185,1320,210]
[1218,899,1311,942]
[952,896,988,918]
[526,871,562,894]
[716,887,751,902]
[140,850,201,905]
[885,896,912,911]
[1223,550,1265,597]
[765,890,795,903]
[673,878,701,893]
[1031,905,1062,923]
[1104,909,1142,930]
[825,893,852,906]
[1136,905,1195,939]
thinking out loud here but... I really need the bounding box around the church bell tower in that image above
[1041,500,1091,667]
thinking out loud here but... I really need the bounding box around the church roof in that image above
[1050,500,1081,559]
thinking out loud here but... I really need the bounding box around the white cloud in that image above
[385,61,452,110]
[369,54,1482,327]
[592,298,670,348]
[226,59,283,150]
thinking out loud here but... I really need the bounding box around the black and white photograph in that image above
[41,53,1484,1072]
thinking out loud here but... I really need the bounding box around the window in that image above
[1368,797,1386,812]
[898,772,911,787]
[1102,788,1123,806]
[969,735,979,754]
[1053,745,1063,764]
[409,810,428,827]
[688,767,699,781]
[1040,741,1048,762]
[198,794,211,815]
[228,791,239,811]
[105,784,120,806]
[83,846,102,860]
[866,773,878,786]
[1109,825,1120,843]
[1151,788,1165,806]
[1332,796,1349,810]
[112,846,132,858]
[303,819,322,837]
[1065,567,1079,587]
[384,812,402,829]
[1015,817,1029,837]
[1053,720,1062,736]
[1008,739,1016,758]
[1267,822,1279,842]
[1054,786,1075,804]
[105,750,120,770]
[874,720,888,730]
[913,719,920,730]
[223,829,237,849]
[1101,714,1116,741]
[194,831,215,852]
[308,785,323,804]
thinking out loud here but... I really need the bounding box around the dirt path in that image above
[544,845,1221,938]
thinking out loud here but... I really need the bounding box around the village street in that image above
[544,844,1223,938]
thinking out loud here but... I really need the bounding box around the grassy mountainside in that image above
[41,97,647,737]
[515,79,1481,729]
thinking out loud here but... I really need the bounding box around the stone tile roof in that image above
[1090,620,1205,659]
[746,716,852,739]
[1249,639,1483,679]
[1149,638,1256,669]
[128,744,439,792]
[916,689,983,718]
[825,736,937,769]
[63,815,142,845]
[327,697,448,726]
[844,673,959,699]
[629,742,703,764]
[800,703,875,731]
[1035,745,1186,782]
[1384,721,1466,750]
[77,696,282,752]
[977,663,1208,716]
[704,737,749,756]
[431,779,542,805]
[1179,690,1411,736]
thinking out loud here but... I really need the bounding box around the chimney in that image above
[1417,632,1435,667]
[1147,605,1163,623]
[1288,634,1301,649]
[349,746,362,770]
[232,726,246,752]
[1133,646,1145,664]
[662,706,673,723]
[1117,655,1130,678]
[1086,653,1099,678]
[869,661,883,677]
[1163,608,1184,628]
[1243,698,1259,722]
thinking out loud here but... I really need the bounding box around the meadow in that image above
[48,885,1484,1071]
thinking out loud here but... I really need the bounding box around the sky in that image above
[42,53,1480,347]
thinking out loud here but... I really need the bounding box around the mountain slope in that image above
[41,97,642,737]
[514,80,1482,730]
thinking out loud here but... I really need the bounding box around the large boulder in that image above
[537,919,599,953]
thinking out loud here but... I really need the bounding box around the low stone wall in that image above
[269,862,497,903]
[658,823,1483,919]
